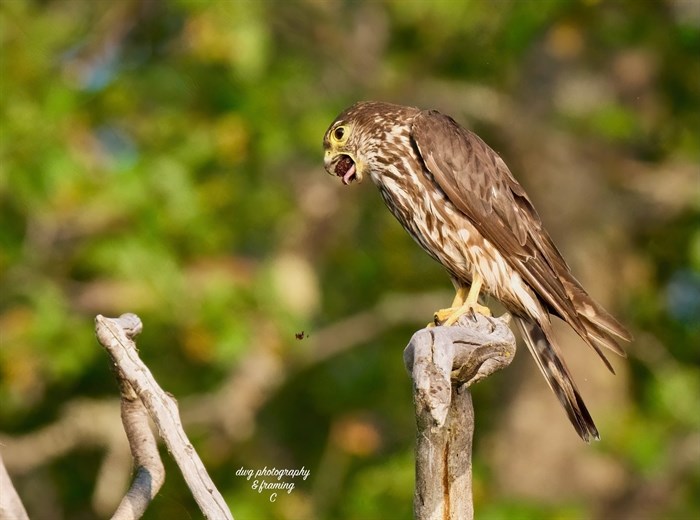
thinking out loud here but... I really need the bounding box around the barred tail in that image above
[515,317,600,442]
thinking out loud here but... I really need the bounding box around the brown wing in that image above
[411,110,631,365]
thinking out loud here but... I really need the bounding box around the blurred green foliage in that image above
[1,0,698,519]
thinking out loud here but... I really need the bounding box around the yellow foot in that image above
[432,302,492,327]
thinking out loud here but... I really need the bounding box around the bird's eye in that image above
[333,126,346,141]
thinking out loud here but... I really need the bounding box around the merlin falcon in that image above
[323,101,631,442]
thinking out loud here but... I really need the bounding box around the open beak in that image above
[325,153,360,185]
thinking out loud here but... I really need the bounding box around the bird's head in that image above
[323,101,419,186]
[323,116,364,185]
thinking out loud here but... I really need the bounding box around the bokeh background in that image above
[1,0,699,519]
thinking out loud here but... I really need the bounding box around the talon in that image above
[443,302,491,326]
[433,308,453,325]
[434,274,492,326]
[431,302,492,327]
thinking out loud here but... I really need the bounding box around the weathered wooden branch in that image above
[95,313,234,520]
[404,313,516,520]
[111,375,165,519]
[0,453,30,520]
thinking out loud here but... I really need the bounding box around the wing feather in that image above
[411,110,630,365]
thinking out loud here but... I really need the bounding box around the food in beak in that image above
[335,155,357,185]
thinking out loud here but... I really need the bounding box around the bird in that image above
[322,101,632,442]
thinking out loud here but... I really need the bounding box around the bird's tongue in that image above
[342,163,356,185]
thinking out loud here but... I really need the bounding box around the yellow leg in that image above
[432,274,491,327]
[450,286,469,308]
[463,274,484,308]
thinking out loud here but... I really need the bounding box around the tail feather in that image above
[516,317,600,442]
